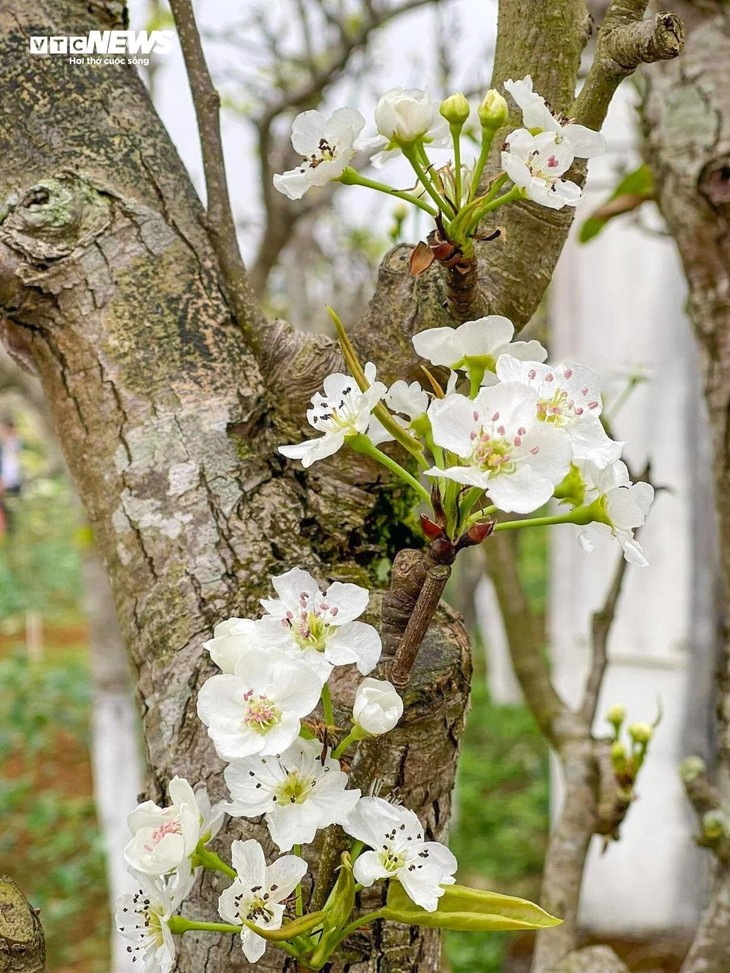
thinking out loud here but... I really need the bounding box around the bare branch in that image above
[573,5,685,129]
[581,551,630,725]
[484,532,570,748]
[168,0,268,355]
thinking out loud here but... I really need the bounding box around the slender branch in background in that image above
[484,532,568,748]
[572,0,684,129]
[168,0,268,356]
[581,550,630,725]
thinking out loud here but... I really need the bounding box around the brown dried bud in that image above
[420,513,445,540]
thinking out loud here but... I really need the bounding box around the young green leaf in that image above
[578,164,655,244]
[382,881,562,932]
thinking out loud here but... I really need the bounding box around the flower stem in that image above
[293,844,304,918]
[468,127,498,202]
[193,845,237,879]
[334,908,388,945]
[168,917,242,936]
[332,727,365,759]
[451,125,463,207]
[494,504,599,532]
[402,145,453,216]
[321,683,335,727]
[349,434,431,505]
[339,167,437,217]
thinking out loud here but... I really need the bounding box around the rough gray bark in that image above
[641,5,730,973]
[0,0,683,971]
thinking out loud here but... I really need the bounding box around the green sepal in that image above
[240,909,328,943]
[553,463,586,507]
[308,854,357,967]
[382,882,562,932]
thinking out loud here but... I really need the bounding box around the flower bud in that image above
[353,678,404,736]
[440,92,470,126]
[478,89,509,129]
[702,810,728,841]
[679,755,706,784]
[628,721,653,745]
[610,741,627,766]
[605,703,626,727]
[375,87,435,144]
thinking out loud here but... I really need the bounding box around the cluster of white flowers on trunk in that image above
[280,314,654,566]
[117,566,466,970]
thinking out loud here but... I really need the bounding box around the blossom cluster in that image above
[117,567,468,971]
[273,75,606,238]
[280,315,654,566]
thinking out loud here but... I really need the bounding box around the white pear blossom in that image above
[258,566,381,678]
[204,617,264,674]
[578,460,654,566]
[353,678,403,735]
[279,362,386,468]
[124,777,224,878]
[218,839,307,964]
[224,738,361,851]
[495,355,623,468]
[502,129,582,210]
[196,647,323,761]
[116,869,194,973]
[426,383,572,514]
[273,108,365,200]
[344,797,457,912]
[367,380,431,446]
[358,87,450,167]
[413,316,547,385]
[504,76,606,158]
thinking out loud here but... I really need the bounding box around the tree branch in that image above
[573,3,685,129]
[581,550,630,725]
[484,532,569,748]
[168,0,268,356]
[0,876,46,973]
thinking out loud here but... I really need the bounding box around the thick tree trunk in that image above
[641,5,730,973]
[0,4,470,970]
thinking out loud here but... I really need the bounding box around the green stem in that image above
[339,167,437,217]
[321,683,335,728]
[332,727,364,759]
[468,127,498,202]
[494,504,599,532]
[349,434,431,505]
[402,145,452,215]
[169,917,242,936]
[293,845,304,918]
[451,124,463,206]
[462,184,523,236]
[452,172,509,240]
[193,846,237,879]
[333,908,388,947]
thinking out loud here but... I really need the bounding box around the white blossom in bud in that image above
[258,566,381,678]
[577,460,655,566]
[502,129,582,209]
[204,617,263,674]
[279,362,386,468]
[353,678,403,735]
[218,839,307,964]
[426,383,572,513]
[495,355,623,468]
[413,316,547,385]
[196,648,323,761]
[344,796,457,912]
[358,88,450,167]
[273,108,365,200]
[224,738,361,851]
[124,778,224,878]
[504,76,606,158]
[116,869,195,973]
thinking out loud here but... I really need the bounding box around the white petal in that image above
[324,621,382,674]
[323,581,369,623]
[265,855,308,900]
[562,123,606,159]
[290,110,327,156]
[353,851,390,887]
[412,327,463,368]
[230,839,267,886]
[267,802,322,851]
[428,394,476,456]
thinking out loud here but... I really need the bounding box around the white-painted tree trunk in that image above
[85,555,143,973]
